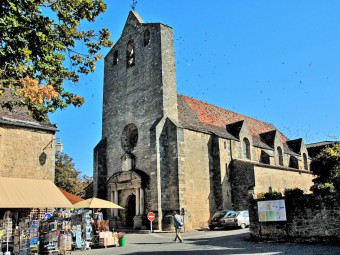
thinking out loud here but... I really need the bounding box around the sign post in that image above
[147,212,155,233]
[181,208,185,233]
[257,199,287,240]
[257,199,287,222]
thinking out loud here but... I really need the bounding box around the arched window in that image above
[277,146,283,166]
[113,50,118,66]
[126,40,135,68]
[242,138,251,160]
[260,150,270,165]
[289,156,299,169]
[144,29,150,46]
[303,153,308,170]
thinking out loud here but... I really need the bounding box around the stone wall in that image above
[249,194,340,243]
[0,124,56,180]
[253,165,313,195]
[230,159,314,210]
[219,139,233,210]
[160,119,180,213]
[181,129,211,229]
[84,182,93,199]
[93,138,107,199]
[230,160,255,210]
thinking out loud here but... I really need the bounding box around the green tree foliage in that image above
[0,0,113,120]
[55,152,92,196]
[311,143,340,193]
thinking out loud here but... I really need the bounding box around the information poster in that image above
[257,199,287,222]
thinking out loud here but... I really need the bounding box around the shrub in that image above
[311,182,334,195]
[257,191,283,199]
[284,188,304,198]
[311,143,340,194]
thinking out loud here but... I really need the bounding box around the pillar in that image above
[135,188,140,216]
[114,191,118,217]
[110,191,114,216]
[140,188,144,215]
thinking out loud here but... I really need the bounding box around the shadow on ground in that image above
[127,231,340,255]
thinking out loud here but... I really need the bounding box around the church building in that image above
[93,12,313,230]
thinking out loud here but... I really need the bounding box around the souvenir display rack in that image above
[29,219,40,254]
[39,220,59,254]
[1,211,13,255]
[13,217,30,255]
[82,210,93,246]
[0,208,122,254]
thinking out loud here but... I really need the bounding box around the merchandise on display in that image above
[0,208,123,253]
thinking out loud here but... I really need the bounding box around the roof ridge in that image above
[178,94,276,128]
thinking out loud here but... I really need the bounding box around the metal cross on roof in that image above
[130,0,138,11]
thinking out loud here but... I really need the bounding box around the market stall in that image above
[0,177,73,254]
[0,178,126,254]
[72,198,125,248]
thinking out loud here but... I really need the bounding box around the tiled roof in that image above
[59,188,84,204]
[177,94,299,154]
[178,94,287,138]
[0,89,55,129]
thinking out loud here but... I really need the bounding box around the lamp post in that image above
[55,138,63,153]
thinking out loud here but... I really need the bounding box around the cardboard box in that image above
[99,236,118,247]
[99,231,111,238]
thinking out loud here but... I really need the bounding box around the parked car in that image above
[221,210,250,229]
[208,210,235,230]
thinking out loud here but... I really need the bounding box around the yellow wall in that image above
[254,166,314,196]
[0,125,56,181]
[182,129,211,229]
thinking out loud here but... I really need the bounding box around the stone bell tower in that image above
[94,11,179,229]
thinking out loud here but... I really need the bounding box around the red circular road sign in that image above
[147,212,155,222]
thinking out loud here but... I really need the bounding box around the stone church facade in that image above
[93,12,313,230]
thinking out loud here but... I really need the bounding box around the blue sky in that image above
[50,0,340,177]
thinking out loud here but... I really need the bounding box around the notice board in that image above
[257,199,287,222]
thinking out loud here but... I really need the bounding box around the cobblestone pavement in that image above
[70,229,340,255]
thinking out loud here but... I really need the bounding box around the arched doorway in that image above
[126,195,136,227]
[107,170,149,229]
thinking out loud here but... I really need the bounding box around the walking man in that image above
[172,211,183,243]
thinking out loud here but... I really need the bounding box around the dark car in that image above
[208,210,234,230]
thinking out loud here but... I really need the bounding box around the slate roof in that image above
[177,94,297,153]
[306,141,339,158]
[0,89,56,131]
[286,138,303,154]
[306,141,339,148]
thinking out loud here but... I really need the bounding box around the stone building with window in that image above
[93,11,313,230]
[0,90,58,181]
